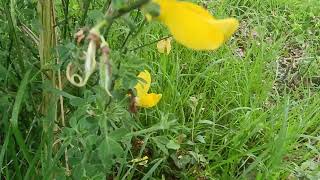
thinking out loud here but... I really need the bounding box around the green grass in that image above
[1,0,320,179]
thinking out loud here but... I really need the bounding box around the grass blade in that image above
[10,70,32,164]
[141,159,163,180]
[0,127,11,176]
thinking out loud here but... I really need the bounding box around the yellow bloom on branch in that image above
[152,0,239,50]
[134,70,162,108]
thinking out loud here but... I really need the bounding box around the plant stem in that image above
[80,0,91,26]
[3,0,25,73]
[102,0,111,12]
[38,0,57,115]
[61,0,69,39]
[93,0,150,33]
[111,0,150,19]
[129,35,172,52]
[120,11,143,51]
[38,1,58,176]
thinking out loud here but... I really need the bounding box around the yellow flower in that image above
[130,156,149,166]
[134,70,162,108]
[157,37,172,54]
[152,0,239,50]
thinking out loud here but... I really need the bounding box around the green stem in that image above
[93,0,150,33]
[102,0,111,12]
[111,0,150,19]
[3,0,25,73]
[38,1,58,176]
[38,0,57,114]
[129,35,172,52]
[61,0,69,39]
[80,0,91,26]
[120,12,143,51]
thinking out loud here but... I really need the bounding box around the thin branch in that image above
[95,0,150,39]
[102,0,111,12]
[111,0,150,19]
[18,21,39,45]
[120,11,143,50]
[128,35,172,52]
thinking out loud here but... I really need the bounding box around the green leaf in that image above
[109,128,130,141]
[166,140,180,150]
[69,116,78,129]
[0,63,18,83]
[85,135,98,148]
[198,120,214,125]
[78,117,96,132]
[0,95,11,107]
[43,87,79,99]
[152,137,169,155]
[69,97,87,107]
[196,135,206,144]
[142,1,160,17]
[87,10,104,23]
[10,70,32,164]
[112,0,126,9]
[98,137,124,168]
[170,153,191,169]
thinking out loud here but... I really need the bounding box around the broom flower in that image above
[134,70,162,108]
[150,0,239,50]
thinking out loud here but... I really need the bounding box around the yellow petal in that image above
[157,39,167,53]
[134,70,162,108]
[136,93,162,108]
[177,1,215,20]
[134,70,151,95]
[212,18,239,41]
[153,0,239,50]
[157,37,172,54]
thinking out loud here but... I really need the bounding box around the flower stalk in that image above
[38,0,57,114]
